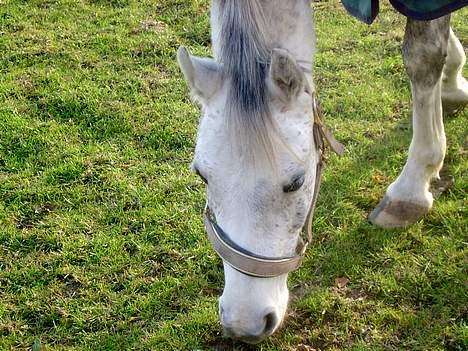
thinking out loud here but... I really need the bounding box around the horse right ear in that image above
[177,46,222,104]
[268,49,305,105]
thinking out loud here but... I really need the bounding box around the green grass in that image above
[0,0,467,350]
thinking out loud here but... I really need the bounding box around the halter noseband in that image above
[203,93,344,278]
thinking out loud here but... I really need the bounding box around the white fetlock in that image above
[442,29,468,114]
[442,76,468,114]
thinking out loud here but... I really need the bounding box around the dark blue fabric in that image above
[341,0,468,24]
[389,0,468,20]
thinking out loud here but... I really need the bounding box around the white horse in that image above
[177,0,468,344]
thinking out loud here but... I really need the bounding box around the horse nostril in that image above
[263,311,278,336]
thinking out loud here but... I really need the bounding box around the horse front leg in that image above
[442,28,468,114]
[369,16,451,228]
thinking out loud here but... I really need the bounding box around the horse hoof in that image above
[368,195,430,229]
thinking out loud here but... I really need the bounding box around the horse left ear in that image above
[268,49,305,104]
[177,46,222,104]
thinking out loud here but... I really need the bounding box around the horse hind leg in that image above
[442,28,468,114]
[369,16,450,228]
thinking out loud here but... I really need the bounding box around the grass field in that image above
[0,0,467,350]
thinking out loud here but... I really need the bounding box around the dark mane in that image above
[217,0,274,160]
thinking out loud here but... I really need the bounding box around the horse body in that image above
[177,0,468,344]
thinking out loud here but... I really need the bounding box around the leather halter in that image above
[203,93,344,278]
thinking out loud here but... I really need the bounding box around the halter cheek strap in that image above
[297,95,345,254]
[203,93,344,278]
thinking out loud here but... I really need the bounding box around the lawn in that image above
[0,0,467,350]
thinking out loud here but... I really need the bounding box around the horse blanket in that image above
[342,0,468,24]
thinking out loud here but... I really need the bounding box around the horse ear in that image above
[269,49,305,104]
[177,46,221,104]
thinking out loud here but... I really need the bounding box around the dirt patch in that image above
[132,20,167,34]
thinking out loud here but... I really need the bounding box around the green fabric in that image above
[341,0,379,24]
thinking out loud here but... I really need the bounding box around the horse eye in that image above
[195,167,208,184]
[283,174,305,193]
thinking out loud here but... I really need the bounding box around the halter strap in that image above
[203,93,344,278]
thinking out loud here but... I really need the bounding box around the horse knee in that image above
[403,17,450,87]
